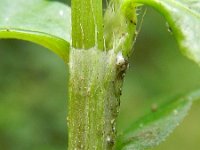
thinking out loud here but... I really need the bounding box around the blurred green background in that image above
[0,1,200,150]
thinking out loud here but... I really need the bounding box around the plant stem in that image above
[71,0,103,49]
[69,0,137,149]
[70,0,117,149]
[68,48,124,149]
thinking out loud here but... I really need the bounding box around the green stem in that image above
[69,0,114,149]
[68,48,124,149]
[71,0,103,49]
[69,0,137,149]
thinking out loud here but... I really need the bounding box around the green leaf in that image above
[132,0,200,65]
[0,0,71,61]
[116,89,200,150]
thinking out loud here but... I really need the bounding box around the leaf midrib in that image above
[0,27,67,42]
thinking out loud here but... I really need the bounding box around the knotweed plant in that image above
[0,0,200,149]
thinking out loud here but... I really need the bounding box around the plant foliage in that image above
[0,0,200,149]
[0,0,71,60]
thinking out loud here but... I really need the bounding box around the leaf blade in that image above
[133,0,200,64]
[0,0,71,60]
[116,89,200,150]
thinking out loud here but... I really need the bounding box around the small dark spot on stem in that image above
[168,27,173,33]
[130,20,137,25]
[119,92,122,96]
